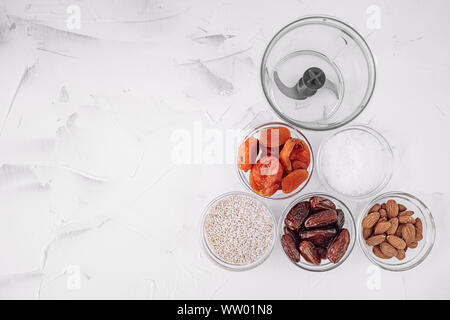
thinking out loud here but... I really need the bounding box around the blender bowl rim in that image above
[260,14,377,131]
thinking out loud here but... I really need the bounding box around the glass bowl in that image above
[317,124,393,200]
[358,192,436,271]
[236,122,314,200]
[201,191,277,271]
[261,16,376,131]
[278,192,356,271]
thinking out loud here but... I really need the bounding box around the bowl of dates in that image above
[279,193,356,271]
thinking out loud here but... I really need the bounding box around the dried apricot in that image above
[279,138,310,173]
[249,156,283,197]
[289,140,310,170]
[281,169,309,194]
[260,145,282,158]
[259,126,291,148]
[237,137,259,172]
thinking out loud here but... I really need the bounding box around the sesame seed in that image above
[204,194,274,265]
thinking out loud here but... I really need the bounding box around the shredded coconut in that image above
[204,194,274,265]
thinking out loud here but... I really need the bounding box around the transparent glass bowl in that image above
[261,16,376,131]
[201,191,277,271]
[317,124,393,200]
[358,192,435,271]
[236,122,314,200]
[278,192,356,271]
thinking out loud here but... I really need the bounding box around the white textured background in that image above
[0,0,449,299]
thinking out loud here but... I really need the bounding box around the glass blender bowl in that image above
[261,16,376,131]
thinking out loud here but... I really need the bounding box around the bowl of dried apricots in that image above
[236,122,314,199]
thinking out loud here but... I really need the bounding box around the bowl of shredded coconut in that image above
[317,125,393,199]
[201,192,276,271]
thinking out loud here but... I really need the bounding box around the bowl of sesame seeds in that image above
[201,191,277,271]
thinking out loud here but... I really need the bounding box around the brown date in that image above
[304,209,338,229]
[310,196,336,212]
[298,241,321,265]
[281,234,300,262]
[285,201,310,230]
[327,228,350,264]
[316,246,328,260]
[335,209,345,230]
[299,227,337,247]
[283,226,300,247]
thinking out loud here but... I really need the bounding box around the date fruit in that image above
[317,247,328,260]
[283,226,300,246]
[335,209,345,230]
[310,196,336,212]
[299,227,337,247]
[282,195,351,267]
[298,241,321,265]
[327,229,350,264]
[304,209,338,228]
[281,234,300,262]
[285,201,310,230]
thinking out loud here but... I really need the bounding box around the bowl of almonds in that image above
[358,192,435,271]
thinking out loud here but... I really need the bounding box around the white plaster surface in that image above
[0,0,449,299]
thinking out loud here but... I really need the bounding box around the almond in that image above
[408,241,418,249]
[379,208,387,218]
[380,242,398,258]
[402,223,416,244]
[399,210,414,216]
[415,217,423,241]
[395,224,403,237]
[369,204,381,213]
[396,249,406,260]
[362,212,380,229]
[381,203,386,210]
[399,215,415,224]
[415,217,423,233]
[373,245,389,259]
[398,204,407,212]
[386,218,398,235]
[363,228,373,240]
[387,235,406,250]
[386,200,399,218]
[366,234,386,246]
[374,221,391,235]
[415,231,423,241]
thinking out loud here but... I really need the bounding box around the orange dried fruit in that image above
[249,156,283,197]
[259,126,291,148]
[281,169,309,194]
[260,145,283,157]
[280,138,311,173]
[237,137,259,172]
